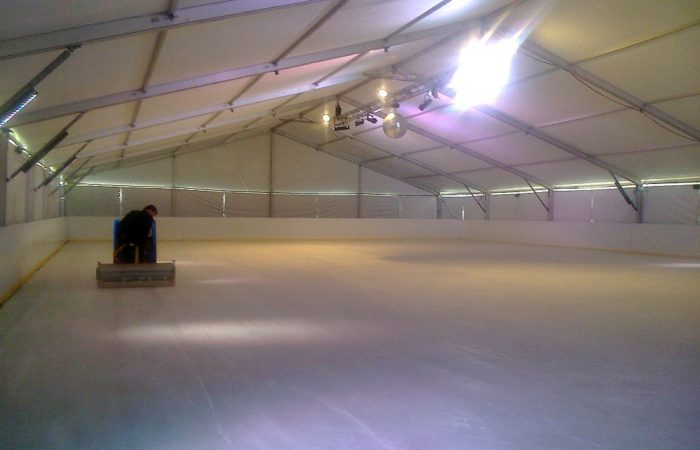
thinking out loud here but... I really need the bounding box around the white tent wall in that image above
[3,143,61,225]
[0,137,67,305]
[0,218,67,306]
[552,188,639,224]
[175,135,270,192]
[122,187,173,217]
[64,185,120,217]
[5,151,27,225]
[643,185,700,225]
[490,193,550,221]
[441,196,488,220]
[66,133,438,218]
[224,192,269,217]
[175,190,223,217]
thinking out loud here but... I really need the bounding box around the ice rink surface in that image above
[1,239,699,449]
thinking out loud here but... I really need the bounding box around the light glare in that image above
[449,38,518,108]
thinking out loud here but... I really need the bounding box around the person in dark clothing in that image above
[114,204,158,263]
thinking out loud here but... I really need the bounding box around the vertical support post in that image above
[268,133,274,218]
[436,193,442,219]
[59,185,64,217]
[170,155,176,217]
[0,132,8,226]
[635,185,644,223]
[357,165,362,218]
[25,166,34,222]
[547,189,554,221]
[484,194,490,220]
[118,187,123,218]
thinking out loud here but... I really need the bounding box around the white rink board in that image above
[67,217,700,257]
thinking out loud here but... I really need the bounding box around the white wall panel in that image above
[643,185,700,225]
[361,167,430,195]
[47,180,61,218]
[24,168,35,222]
[273,195,316,218]
[122,188,173,217]
[399,196,436,219]
[490,193,549,221]
[591,189,637,224]
[173,190,223,217]
[6,151,27,225]
[0,218,67,304]
[441,197,487,220]
[65,186,120,216]
[317,195,357,218]
[85,158,173,187]
[67,216,700,257]
[175,135,270,191]
[33,185,46,221]
[225,193,269,218]
[273,134,358,193]
[553,189,638,224]
[553,190,593,223]
[361,196,399,218]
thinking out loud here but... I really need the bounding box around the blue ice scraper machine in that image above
[96,219,175,288]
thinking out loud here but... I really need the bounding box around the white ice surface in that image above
[1,240,699,449]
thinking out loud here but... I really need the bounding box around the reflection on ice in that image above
[654,262,700,269]
[118,319,388,345]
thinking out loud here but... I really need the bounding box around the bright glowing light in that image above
[321,113,331,123]
[449,37,519,108]
[377,88,388,98]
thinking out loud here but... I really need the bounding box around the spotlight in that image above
[449,37,519,107]
[418,93,433,111]
[366,115,378,124]
[355,118,365,126]
[383,111,408,139]
[322,113,331,123]
[377,88,388,99]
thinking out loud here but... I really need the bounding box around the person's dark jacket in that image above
[120,210,154,247]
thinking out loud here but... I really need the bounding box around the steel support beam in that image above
[518,40,700,142]
[58,79,357,149]
[611,172,641,214]
[354,135,489,195]
[341,95,551,190]
[11,21,478,127]
[273,129,438,195]
[0,0,325,60]
[475,104,641,185]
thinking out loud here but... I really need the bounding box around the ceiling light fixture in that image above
[377,88,388,99]
[322,113,331,123]
[418,93,433,111]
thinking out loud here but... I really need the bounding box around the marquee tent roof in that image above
[1,0,699,195]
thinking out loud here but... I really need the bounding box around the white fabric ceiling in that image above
[1,0,699,195]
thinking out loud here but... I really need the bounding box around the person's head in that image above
[143,204,158,218]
